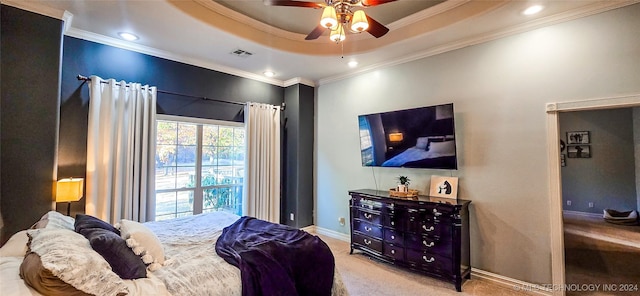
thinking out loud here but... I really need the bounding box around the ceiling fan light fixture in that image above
[330,24,346,42]
[350,10,369,32]
[320,6,338,29]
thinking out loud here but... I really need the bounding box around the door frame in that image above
[546,93,640,296]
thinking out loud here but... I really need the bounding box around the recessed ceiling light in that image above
[263,71,275,77]
[348,61,358,68]
[523,5,544,16]
[118,32,139,41]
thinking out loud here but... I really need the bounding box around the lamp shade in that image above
[320,6,338,29]
[56,178,84,202]
[330,24,346,42]
[351,10,369,32]
[389,133,403,142]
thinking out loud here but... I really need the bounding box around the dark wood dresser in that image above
[348,189,471,291]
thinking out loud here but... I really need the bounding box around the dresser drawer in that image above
[383,213,404,230]
[406,249,453,275]
[406,218,452,238]
[383,228,404,246]
[354,219,383,239]
[383,242,405,261]
[407,207,454,222]
[357,209,382,225]
[405,234,453,258]
[352,233,383,254]
[351,195,383,211]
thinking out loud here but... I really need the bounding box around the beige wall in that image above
[315,4,640,284]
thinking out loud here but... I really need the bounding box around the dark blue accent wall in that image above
[283,84,315,227]
[1,5,64,244]
[58,36,286,215]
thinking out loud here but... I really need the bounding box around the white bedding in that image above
[382,146,455,167]
[0,211,349,296]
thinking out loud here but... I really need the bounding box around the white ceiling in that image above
[8,0,638,86]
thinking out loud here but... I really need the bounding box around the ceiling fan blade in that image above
[263,0,324,8]
[365,15,390,38]
[361,0,397,7]
[305,25,326,40]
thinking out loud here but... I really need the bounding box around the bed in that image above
[382,136,456,168]
[0,211,349,296]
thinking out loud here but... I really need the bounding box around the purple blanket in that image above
[215,216,335,296]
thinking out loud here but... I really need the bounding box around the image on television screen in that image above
[358,103,457,170]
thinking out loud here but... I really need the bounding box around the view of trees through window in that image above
[155,118,244,220]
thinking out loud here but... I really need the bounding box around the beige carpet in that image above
[563,213,640,296]
[318,234,539,296]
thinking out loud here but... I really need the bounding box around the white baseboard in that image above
[307,225,351,241]
[311,226,551,295]
[471,269,552,295]
[563,210,602,219]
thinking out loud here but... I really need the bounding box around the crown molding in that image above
[62,10,74,33]
[1,0,65,19]
[318,0,640,85]
[65,27,286,87]
[284,78,316,88]
[192,0,305,41]
[388,0,469,30]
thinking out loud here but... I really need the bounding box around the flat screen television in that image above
[358,103,458,169]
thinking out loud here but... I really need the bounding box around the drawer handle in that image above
[423,256,435,263]
[422,225,435,232]
[391,249,395,254]
[391,221,395,226]
[433,208,442,216]
[391,235,395,240]
[364,226,372,232]
[363,238,371,245]
[423,241,435,247]
[364,213,372,219]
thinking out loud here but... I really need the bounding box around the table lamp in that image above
[56,178,84,216]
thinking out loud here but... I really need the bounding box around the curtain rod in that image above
[76,75,284,110]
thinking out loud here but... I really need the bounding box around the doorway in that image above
[558,108,640,295]
[546,93,640,296]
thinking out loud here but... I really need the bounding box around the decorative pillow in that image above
[429,140,456,155]
[20,252,92,296]
[415,137,429,149]
[117,219,165,270]
[22,228,129,296]
[75,214,121,235]
[78,227,147,279]
[0,230,29,257]
[31,211,75,231]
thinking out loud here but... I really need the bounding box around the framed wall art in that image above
[566,131,590,144]
[567,145,591,158]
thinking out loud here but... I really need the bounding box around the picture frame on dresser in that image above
[348,189,471,292]
[429,176,459,199]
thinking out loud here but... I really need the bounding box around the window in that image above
[155,115,245,221]
[358,116,374,165]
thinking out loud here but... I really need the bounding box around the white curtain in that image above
[85,76,157,223]
[243,103,281,223]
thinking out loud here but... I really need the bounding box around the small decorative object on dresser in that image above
[349,189,471,292]
[429,176,458,199]
[389,188,419,198]
[397,175,410,193]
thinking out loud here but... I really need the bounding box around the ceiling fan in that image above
[263,0,397,42]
